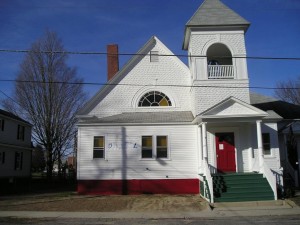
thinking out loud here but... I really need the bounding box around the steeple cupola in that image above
[185,0,251,115]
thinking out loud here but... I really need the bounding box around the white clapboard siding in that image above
[77,125,198,180]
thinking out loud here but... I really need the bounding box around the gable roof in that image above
[77,36,189,116]
[78,111,194,125]
[0,109,31,126]
[250,92,300,120]
[186,0,250,27]
[199,96,268,118]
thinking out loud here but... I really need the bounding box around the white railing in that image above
[262,162,278,200]
[208,65,234,79]
[204,160,214,203]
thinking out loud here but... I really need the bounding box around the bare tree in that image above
[3,31,86,179]
[275,77,300,105]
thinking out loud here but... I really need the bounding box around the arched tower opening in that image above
[207,43,234,79]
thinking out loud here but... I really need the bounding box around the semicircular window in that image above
[138,91,172,107]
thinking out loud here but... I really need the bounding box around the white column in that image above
[198,126,203,173]
[202,122,208,161]
[256,120,264,173]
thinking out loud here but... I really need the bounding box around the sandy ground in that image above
[0,193,208,212]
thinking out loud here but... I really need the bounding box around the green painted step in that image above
[212,173,275,202]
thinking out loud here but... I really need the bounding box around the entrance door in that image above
[216,132,236,173]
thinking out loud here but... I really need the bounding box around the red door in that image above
[216,132,236,173]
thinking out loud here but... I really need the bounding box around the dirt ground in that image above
[0,192,207,212]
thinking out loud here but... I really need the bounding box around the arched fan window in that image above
[138,91,172,107]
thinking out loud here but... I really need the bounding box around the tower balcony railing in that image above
[207,65,234,79]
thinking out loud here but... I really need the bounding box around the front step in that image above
[212,173,274,202]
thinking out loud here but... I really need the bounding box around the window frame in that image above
[0,119,4,131]
[93,136,105,159]
[17,125,25,141]
[262,133,271,156]
[138,91,172,107]
[14,151,23,170]
[0,152,5,164]
[141,135,169,160]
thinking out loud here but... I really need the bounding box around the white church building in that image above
[76,0,283,202]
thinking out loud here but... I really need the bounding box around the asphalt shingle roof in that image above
[186,0,250,27]
[250,93,300,120]
[79,111,194,124]
[0,109,31,126]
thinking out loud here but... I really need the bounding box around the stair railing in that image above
[283,160,299,187]
[262,162,278,200]
[204,160,214,203]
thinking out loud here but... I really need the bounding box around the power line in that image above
[0,49,300,61]
[0,79,299,90]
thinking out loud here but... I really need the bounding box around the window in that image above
[93,136,105,159]
[15,152,23,170]
[141,135,168,159]
[262,133,271,155]
[150,51,159,62]
[0,152,5,164]
[17,125,25,141]
[0,119,4,131]
[138,91,172,107]
[142,136,153,158]
[157,136,168,158]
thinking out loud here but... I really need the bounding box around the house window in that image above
[150,51,159,62]
[157,136,168,158]
[138,91,172,107]
[0,119,4,131]
[15,152,23,170]
[262,133,271,155]
[93,136,105,159]
[141,135,168,159]
[0,152,5,164]
[142,136,153,158]
[17,125,25,141]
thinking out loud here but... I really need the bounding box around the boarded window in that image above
[142,136,153,158]
[150,51,159,62]
[93,136,105,159]
[262,133,271,155]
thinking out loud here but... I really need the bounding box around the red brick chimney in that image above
[107,44,119,81]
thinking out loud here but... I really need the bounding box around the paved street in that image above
[1,215,300,225]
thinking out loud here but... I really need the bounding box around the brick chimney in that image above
[107,44,119,81]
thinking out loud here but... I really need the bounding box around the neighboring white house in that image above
[0,109,32,184]
[77,0,283,202]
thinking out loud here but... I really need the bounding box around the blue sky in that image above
[0,0,300,107]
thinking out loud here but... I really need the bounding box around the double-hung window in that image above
[0,152,5,164]
[17,125,25,141]
[141,135,168,159]
[262,133,271,155]
[15,152,23,170]
[93,136,105,159]
[0,119,4,131]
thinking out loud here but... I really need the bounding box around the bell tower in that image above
[183,0,251,115]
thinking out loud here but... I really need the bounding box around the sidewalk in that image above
[0,199,299,219]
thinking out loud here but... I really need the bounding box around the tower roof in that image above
[186,0,250,27]
[183,0,250,50]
